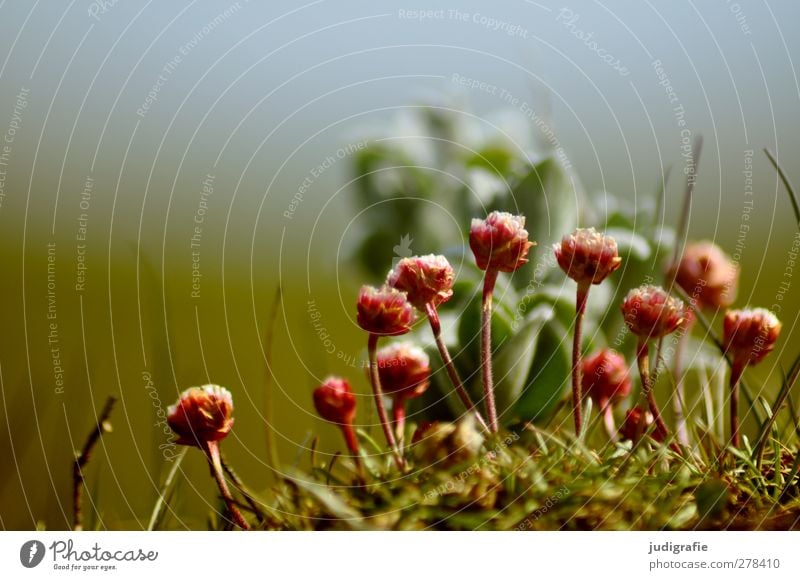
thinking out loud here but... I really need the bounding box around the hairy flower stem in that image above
[367,333,405,469]
[340,424,365,480]
[425,303,489,432]
[481,268,500,433]
[571,282,590,435]
[392,402,406,452]
[635,339,670,443]
[202,441,249,530]
[729,358,746,448]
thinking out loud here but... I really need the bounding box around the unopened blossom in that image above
[313,377,357,426]
[469,211,535,273]
[723,308,781,367]
[668,241,738,310]
[167,385,234,446]
[376,342,430,401]
[581,349,631,407]
[621,285,686,340]
[554,228,622,287]
[357,285,416,336]
[386,255,454,311]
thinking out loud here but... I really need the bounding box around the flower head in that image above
[469,211,535,273]
[581,349,631,406]
[386,254,454,310]
[723,308,781,366]
[168,385,234,446]
[619,406,664,442]
[376,342,430,400]
[357,285,416,336]
[621,285,686,340]
[554,228,622,286]
[668,241,738,309]
[313,376,357,426]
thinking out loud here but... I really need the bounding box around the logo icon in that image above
[392,234,414,268]
[20,540,45,568]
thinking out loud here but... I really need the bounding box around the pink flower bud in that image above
[386,254,454,310]
[619,406,664,442]
[668,241,738,309]
[581,349,631,407]
[469,211,535,273]
[723,308,781,366]
[357,285,416,336]
[621,285,686,340]
[376,342,430,401]
[313,376,357,426]
[167,385,234,446]
[554,228,622,286]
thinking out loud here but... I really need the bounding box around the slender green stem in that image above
[367,333,405,469]
[764,147,800,228]
[425,303,489,432]
[147,447,189,530]
[571,283,590,435]
[481,268,500,433]
[202,441,249,530]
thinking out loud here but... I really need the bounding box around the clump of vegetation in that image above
[72,105,800,530]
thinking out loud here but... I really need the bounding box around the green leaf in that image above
[512,319,572,423]
[503,156,579,289]
[493,305,554,416]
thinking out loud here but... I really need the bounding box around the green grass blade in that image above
[147,447,188,530]
[764,147,800,228]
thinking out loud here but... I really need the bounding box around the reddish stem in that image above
[481,268,500,433]
[341,423,360,456]
[392,398,406,451]
[202,441,249,530]
[571,282,590,435]
[636,339,670,443]
[340,423,365,480]
[729,357,746,448]
[425,303,489,432]
[367,333,405,469]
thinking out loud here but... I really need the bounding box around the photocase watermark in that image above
[392,233,414,268]
[142,371,178,461]
[87,0,122,22]
[397,8,529,38]
[74,175,94,293]
[284,140,368,220]
[514,485,570,529]
[652,59,696,182]
[46,242,66,395]
[0,86,29,211]
[307,299,368,368]
[19,540,46,568]
[725,0,751,36]
[44,539,158,572]
[450,73,572,170]
[136,3,245,118]
[190,173,214,299]
[731,149,755,268]
[768,231,800,315]
[556,8,629,77]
